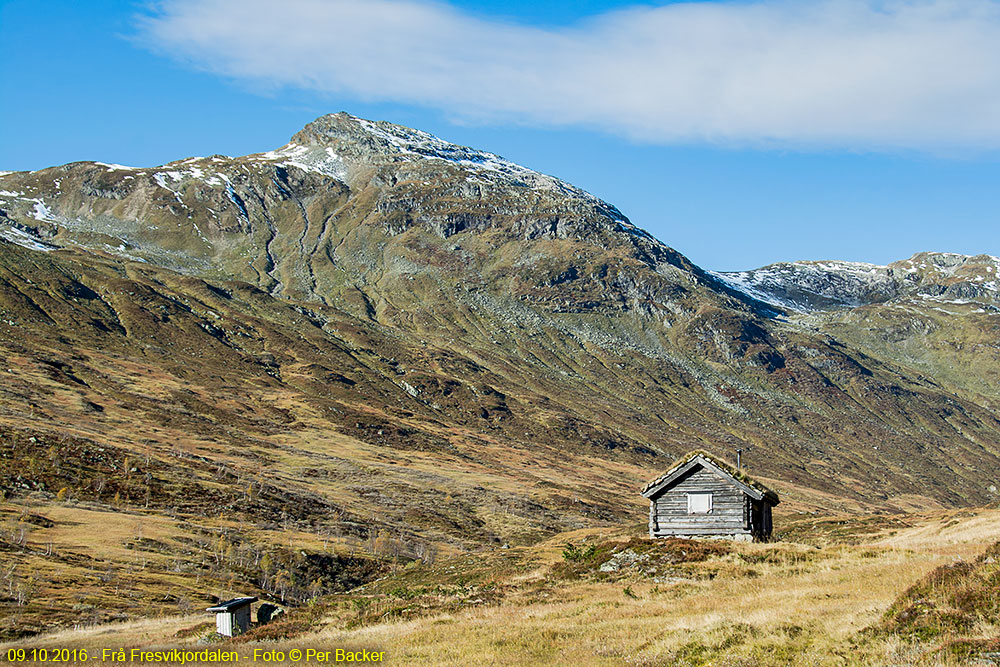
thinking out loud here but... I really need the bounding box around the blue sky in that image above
[2,0,999,271]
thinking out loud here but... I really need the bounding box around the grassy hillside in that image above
[805,298,1000,408]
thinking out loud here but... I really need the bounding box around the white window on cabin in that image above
[687,492,712,514]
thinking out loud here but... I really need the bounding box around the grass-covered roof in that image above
[641,449,779,504]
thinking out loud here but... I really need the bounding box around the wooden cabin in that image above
[206,596,257,637]
[640,450,779,542]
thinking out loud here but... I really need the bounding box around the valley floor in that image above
[4,507,1000,665]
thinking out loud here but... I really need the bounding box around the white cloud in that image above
[138,0,1000,150]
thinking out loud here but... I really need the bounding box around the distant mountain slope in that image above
[2,112,1000,549]
[714,253,1000,405]
[714,252,1000,313]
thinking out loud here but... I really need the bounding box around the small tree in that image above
[259,553,274,588]
[272,569,292,602]
[16,575,37,606]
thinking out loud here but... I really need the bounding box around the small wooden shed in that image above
[206,596,257,637]
[641,450,779,542]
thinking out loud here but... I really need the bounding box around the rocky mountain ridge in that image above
[715,252,1000,313]
[709,252,1000,406]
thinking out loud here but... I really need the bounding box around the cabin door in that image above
[748,500,761,536]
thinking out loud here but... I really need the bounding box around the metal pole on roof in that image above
[737,447,751,471]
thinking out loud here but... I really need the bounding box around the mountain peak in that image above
[291,112,414,158]
[271,113,633,230]
[288,112,556,184]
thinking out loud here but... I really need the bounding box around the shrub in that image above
[865,540,1000,644]
[561,543,598,562]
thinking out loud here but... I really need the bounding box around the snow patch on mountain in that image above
[152,173,185,204]
[354,117,537,176]
[95,162,138,172]
[251,144,348,181]
[30,200,56,222]
[0,225,57,252]
[213,173,248,220]
[709,271,806,312]
[0,191,65,226]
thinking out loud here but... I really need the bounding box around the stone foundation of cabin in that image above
[651,532,754,542]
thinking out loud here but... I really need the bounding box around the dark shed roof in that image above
[641,450,779,505]
[206,596,258,613]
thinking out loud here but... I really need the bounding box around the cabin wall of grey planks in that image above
[643,456,777,542]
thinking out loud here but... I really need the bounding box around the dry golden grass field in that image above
[4,506,1000,666]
